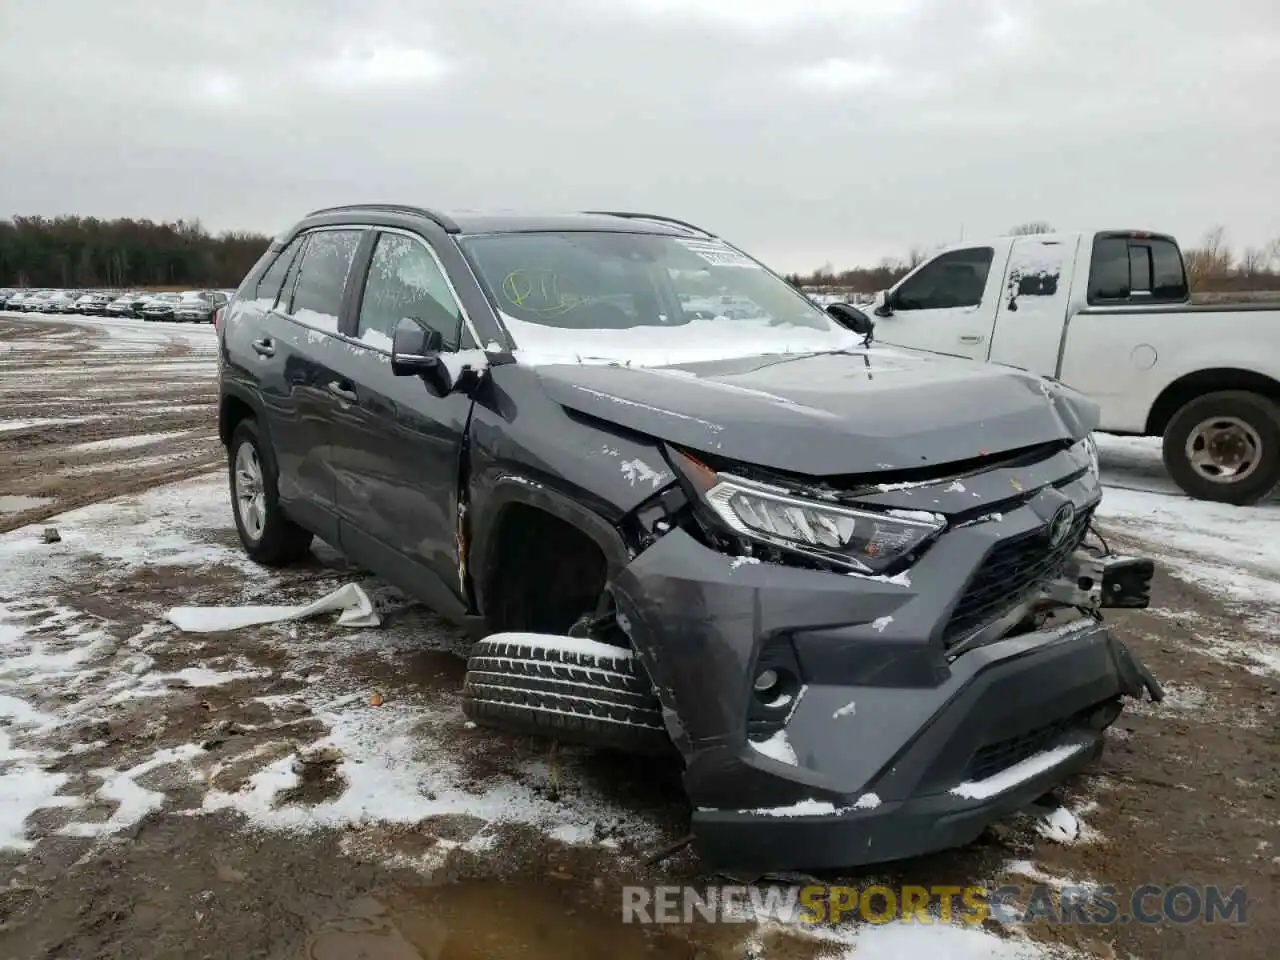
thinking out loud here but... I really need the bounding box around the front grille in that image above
[943,506,1092,645]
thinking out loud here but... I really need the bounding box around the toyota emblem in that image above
[1048,503,1076,547]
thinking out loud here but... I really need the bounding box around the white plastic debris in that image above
[164,583,380,633]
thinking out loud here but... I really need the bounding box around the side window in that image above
[894,248,994,311]
[253,236,303,306]
[1089,238,1129,299]
[278,236,308,312]
[1150,240,1188,299]
[1128,245,1152,294]
[1088,234,1188,303]
[286,229,364,332]
[356,232,465,350]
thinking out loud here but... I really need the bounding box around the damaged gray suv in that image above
[216,204,1163,872]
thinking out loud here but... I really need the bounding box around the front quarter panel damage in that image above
[464,363,679,615]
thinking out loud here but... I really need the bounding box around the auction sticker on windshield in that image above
[676,239,760,269]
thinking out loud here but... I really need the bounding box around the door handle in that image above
[958,334,985,344]
[326,380,358,403]
[251,337,275,356]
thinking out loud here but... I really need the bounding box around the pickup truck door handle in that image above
[958,334,985,344]
[326,380,358,403]
[251,337,275,356]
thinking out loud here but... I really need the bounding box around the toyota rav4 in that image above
[216,204,1163,871]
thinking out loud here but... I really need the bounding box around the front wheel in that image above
[1162,390,1280,505]
[228,418,314,565]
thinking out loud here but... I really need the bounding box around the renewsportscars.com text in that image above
[621,883,1248,927]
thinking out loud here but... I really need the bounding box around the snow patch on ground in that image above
[1005,859,1101,894]
[1096,437,1280,655]
[0,415,111,432]
[729,904,1088,959]
[0,477,664,860]
[64,431,191,454]
[0,495,55,515]
[60,744,203,838]
[198,694,654,848]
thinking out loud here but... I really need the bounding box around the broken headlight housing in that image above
[671,450,945,574]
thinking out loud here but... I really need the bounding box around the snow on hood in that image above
[499,310,865,367]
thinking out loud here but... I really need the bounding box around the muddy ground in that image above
[0,315,1276,960]
[0,315,221,534]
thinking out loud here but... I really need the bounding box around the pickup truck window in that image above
[1088,234,1188,304]
[894,247,994,311]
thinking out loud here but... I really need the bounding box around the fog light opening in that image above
[753,667,797,709]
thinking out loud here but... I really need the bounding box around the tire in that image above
[462,634,671,755]
[1162,390,1280,505]
[228,418,314,565]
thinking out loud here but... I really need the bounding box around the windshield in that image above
[458,231,860,365]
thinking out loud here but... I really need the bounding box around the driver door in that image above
[327,228,478,617]
[874,246,1006,361]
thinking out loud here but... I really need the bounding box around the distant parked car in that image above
[42,291,80,313]
[141,292,183,321]
[127,292,161,317]
[172,289,228,323]
[23,291,54,312]
[5,291,31,311]
[105,292,144,316]
[74,292,114,315]
[0,288,14,307]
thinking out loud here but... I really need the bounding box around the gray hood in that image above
[532,347,1099,477]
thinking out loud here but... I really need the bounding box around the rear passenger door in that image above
[987,235,1081,377]
[262,227,367,541]
[326,229,478,617]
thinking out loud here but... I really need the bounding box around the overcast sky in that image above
[0,0,1276,272]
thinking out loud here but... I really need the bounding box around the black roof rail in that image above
[304,203,460,233]
[582,211,716,238]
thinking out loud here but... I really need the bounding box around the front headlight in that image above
[696,472,945,575]
[1075,433,1099,479]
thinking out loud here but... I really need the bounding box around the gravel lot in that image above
[1,314,1277,960]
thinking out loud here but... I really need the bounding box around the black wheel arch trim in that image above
[218,381,271,448]
[467,474,632,619]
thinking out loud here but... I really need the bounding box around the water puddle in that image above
[302,882,711,960]
[0,494,54,515]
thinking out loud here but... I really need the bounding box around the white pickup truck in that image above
[849,230,1280,504]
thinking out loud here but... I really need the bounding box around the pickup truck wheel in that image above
[462,633,672,755]
[228,419,314,565]
[1162,391,1280,505]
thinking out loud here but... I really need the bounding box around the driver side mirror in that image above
[825,302,876,343]
[391,317,454,395]
[873,289,893,318]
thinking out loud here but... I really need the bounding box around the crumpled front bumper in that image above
[610,523,1161,872]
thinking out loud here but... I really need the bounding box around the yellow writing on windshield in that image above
[502,268,599,318]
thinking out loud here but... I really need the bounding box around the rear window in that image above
[1088,234,1188,304]
[254,237,304,305]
